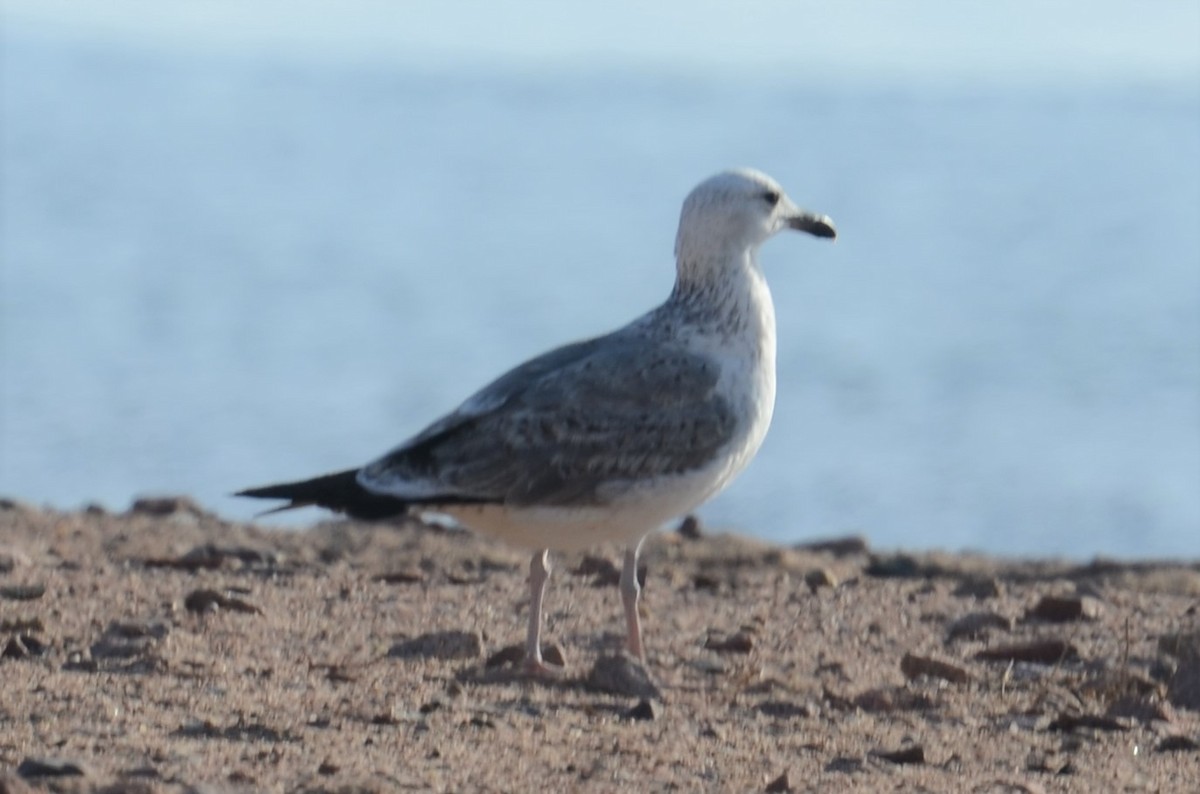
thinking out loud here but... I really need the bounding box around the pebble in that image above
[388,630,483,661]
[0,545,32,573]
[947,611,1013,641]
[2,634,48,660]
[91,619,170,660]
[976,639,1078,665]
[864,554,928,578]
[374,570,425,585]
[1046,712,1129,732]
[1155,735,1199,752]
[952,577,1002,599]
[183,589,261,615]
[624,698,662,721]
[16,757,87,778]
[804,568,838,591]
[755,699,816,720]
[1164,631,1200,710]
[676,515,703,540]
[870,744,926,765]
[0,585,45,602]
[704,630,754,654]
[1026,594,1102,623]
[851,686,936,713]
[764,770,791,792]
[484,644,526,669]
[587,653,663,700]
[900,652,971,684]
[794,535,869,557]
[127,495,207,517]
[572,555,621,586]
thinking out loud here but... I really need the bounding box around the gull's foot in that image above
[481,643,568,678]
[521,657,567,678]
[523,642,567,677]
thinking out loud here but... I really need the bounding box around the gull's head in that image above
[674,168,836,265]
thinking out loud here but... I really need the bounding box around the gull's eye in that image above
[762,190,781,207]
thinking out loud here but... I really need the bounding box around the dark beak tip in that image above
[790,213,837,240]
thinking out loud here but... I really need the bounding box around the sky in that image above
[6,0,1199,86]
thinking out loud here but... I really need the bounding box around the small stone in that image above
[764,770,791,792]
[0,585,45,602]
[572,555,621,586]
[542,643,567,667]
[976,639,1077,665]
[1163,632,1200,711]
[1105,694,1174,724]
[388,630,483,661]
[0,546,32,573]
[317,760,340,775]
[900,652,971,684]
[851,686,936,713]
[62,652,98,673]
[1155,735,1199,752]
[484,644,525,669]
[1159,631,1200,659]
[374,570,424,585]
[0,618,43,633]
[953,578,1002,599]
[824,756,865,774]
[128,495,206,517]
[864,554,926,578]
[184,589,261,614]
[795,535,869,557]
[692,572,722,592]
[871,744,925,765]
[91,619,171,661]
[624,698,662,721]
[16,757,87,778]
[2,635,48,660]
[110,619,170,640]
[804,568,838,591]
[0,497,34,512]
[588,653,663,700]
[1026,595,1102,623]
[704,630,754,654]
[947,611,1013,641]
[677,515,703,540]
[756,700,815,720]
[688,656,727,675]
[1047,712,1129,732]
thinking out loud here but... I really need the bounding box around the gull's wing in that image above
[358,332,737,507]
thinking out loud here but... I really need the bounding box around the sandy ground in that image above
[1,496,1199,793]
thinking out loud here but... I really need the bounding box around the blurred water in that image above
[3,27,1198,557]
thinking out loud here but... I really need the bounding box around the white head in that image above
[674,168,835,267]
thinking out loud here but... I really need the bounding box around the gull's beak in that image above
[786,210,837,240]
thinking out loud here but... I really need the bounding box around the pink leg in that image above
[620,543,645,662]
[524,549,559,674]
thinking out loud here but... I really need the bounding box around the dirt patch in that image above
[2,500,1198,792]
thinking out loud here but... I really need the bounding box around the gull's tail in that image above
[236,468,408,520]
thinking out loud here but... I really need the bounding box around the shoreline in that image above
[2,497,1198,792]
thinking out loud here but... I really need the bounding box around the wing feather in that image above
[359,332,736,506]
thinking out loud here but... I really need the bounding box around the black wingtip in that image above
[235,468,409,521]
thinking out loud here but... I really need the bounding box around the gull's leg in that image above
[524,548,558,674]
[620,543,645,662]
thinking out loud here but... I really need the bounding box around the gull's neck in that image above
[663,248,776,344]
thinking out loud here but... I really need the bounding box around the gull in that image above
[237,168,835,673]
